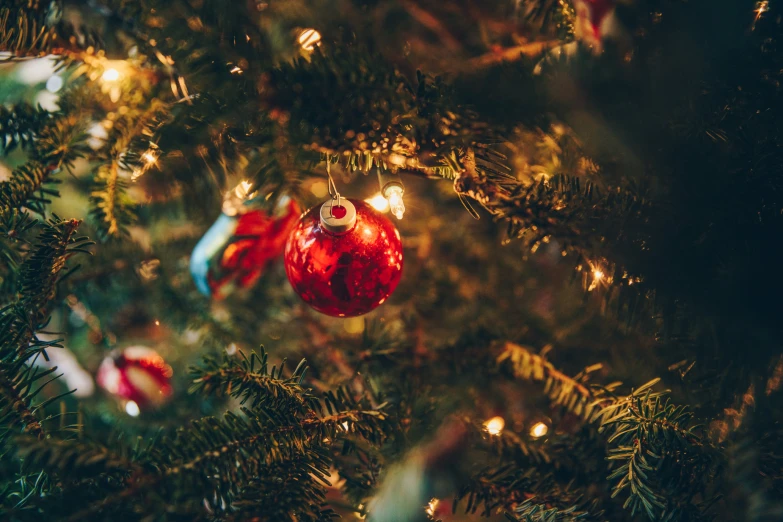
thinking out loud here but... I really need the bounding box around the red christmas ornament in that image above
[284,198,403,317]
[574,0,617,49]
[190,193,300,299]
[96,346,173,409]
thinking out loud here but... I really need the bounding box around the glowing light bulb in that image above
[234,180,253,199]
[426,498,439,516]
[593,269,604,281]
[125,400,141,417]
[142,150,158,166]
[484,416,505,436]
[102,68,121,82]
[298,28,322,51]
[530,421,549,438]
[386,185,405,220]
[366,193,389,213]
[756,1,769,20]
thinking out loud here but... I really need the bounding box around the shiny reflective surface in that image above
[96,346,173,408]
[190,199,300,298]
[285,199,403,317]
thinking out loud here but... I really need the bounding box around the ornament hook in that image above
[326,160,342,215]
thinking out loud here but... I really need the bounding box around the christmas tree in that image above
[1,0,782,520]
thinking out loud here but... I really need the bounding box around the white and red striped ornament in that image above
[96,346,173,410]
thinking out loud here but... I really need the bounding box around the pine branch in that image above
[0,117,89,221]
[190,349,315,413]
[0,3,101,61]
[0,104,52,156]
[496,341,604,420]
[597,384,721,521]
[0,210,37,298]
[88,162,134,239]
[268,46,499,165]
[506,497,597,522]
[11,349,390,519]
[0,217,90,442]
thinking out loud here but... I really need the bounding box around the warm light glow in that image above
[485,416,505,436]
[125,400,141,417]
[154,320,160,326]
[587,267,606,292]
[342,421,350,431]
[230,66,243,74]
[755,1,769,20]
[366,193,389,212]
[310,180,329,198]
[234,180,254,199]
[386,186,405,220]
[102,68,121,82]
[426,498,439,516]
[344,316,365,334]
[298,28,322,51]
[530,421,549,438]
[142,150,159,166]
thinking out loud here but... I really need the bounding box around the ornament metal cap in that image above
[320,198,356,235]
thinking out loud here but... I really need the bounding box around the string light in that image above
[102,68,121,82]
[366,193,390,213]
[125,400,141,417]
[484,416,505,436]
[142,149,159,166]
[233,180,254,199]
[529,421,549,438]
[587,262,612,291]
[298,29,322,51]
[755,1,769,22]
[377,169,406,220]
[425,498,439,517]
[386,185,406,220]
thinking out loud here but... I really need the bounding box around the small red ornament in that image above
[190,192,300,299]
[284,198,403,317]
[574,0,617,50]
[96,346,173,409]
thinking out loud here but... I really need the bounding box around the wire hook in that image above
[326,158,342,216]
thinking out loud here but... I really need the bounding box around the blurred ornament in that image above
[96,346,173,409]
[368,420,467,522]
[31,332,95,398]
[574,0,623,51]
[284,198,403,317]
[534,0,626,74]
[190,182,300,299]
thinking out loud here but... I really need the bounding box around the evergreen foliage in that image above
[0,1,781,521]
